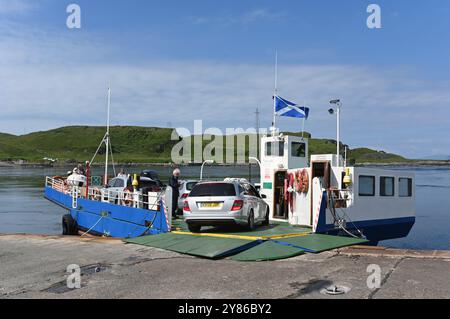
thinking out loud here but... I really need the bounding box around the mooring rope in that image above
[80,215,104,237]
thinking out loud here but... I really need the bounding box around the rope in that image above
[80,215,104,237]
[90,132,108,165]
[337,207,366,239]
[109,139,117,177]
[328,191,365,239]
[125,189,168,238]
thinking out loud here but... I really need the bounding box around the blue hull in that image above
[315,191,415,245]
[324,217,415,245]
[45,186,169,238]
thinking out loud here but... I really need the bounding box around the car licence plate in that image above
[200,202,222,208]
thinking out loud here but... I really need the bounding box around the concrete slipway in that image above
[1,234,449,299]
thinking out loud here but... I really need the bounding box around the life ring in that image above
[91,188,102,201]
[122,189,134,206]
[300,169,309,194]
[294,171,302,193]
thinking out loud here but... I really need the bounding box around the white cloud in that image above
[1,20,450,159]
[0,0,36,15]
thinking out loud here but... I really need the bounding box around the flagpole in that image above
[272,50,278,137]
[302,100,306,139]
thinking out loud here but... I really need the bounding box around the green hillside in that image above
[0,126,178,164]
[0,126,408,164]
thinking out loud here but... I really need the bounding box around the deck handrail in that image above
[45,176,166,211]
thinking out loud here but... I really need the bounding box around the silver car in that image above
[183,180,269,233]
[178,180,198,211]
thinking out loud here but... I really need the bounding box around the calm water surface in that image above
[0,165,448,250]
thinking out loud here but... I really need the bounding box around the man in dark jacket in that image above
[169,168,181,219]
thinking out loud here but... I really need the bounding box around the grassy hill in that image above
[0,126,408,165]
[0,126,178,164]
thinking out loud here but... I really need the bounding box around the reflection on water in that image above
[0,165,448,250]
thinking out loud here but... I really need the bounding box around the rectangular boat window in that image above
[291,142,306,157]
[380,177,395,196]
[359,175,375,196]
[108,178,116,188]
[114,179,125,188]
[266,141,284,157]
[399,178,413,197]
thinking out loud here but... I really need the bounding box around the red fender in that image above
[284,178,289,203]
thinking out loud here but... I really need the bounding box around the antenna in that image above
[255,106,260,158]
[272,50,278,137]
[255,106,260,134]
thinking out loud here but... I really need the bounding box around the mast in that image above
[104,86,111,185]
[272,51,278,137]
[336,102,341,165]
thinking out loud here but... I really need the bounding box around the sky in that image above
[0,0,450,159]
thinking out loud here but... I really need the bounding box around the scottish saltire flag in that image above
[274,95,310,119]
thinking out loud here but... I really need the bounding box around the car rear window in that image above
[186,182,197,191]
[189,183,236,197]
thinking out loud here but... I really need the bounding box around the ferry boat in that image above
[44,87,415,245]
[44,87,173,238]
[257,134,415,245]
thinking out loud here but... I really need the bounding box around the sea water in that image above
[0,165,448,250]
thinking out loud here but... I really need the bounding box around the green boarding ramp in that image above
[126,223,368,262]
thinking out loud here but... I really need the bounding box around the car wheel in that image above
[188,224,201,233]
[262,208,270,226]
[247,210,256,231]
[62,214,78,235]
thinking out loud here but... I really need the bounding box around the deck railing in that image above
[45,176,165,211]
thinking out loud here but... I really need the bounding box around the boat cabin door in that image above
[310,161,331,223]
[273,171,288,220]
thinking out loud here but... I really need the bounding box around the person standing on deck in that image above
[169,168,181,219]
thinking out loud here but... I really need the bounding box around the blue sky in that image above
[1,0,450,158]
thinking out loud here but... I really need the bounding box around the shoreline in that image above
[2,160,450,169]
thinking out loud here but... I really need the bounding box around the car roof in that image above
[195,181,237,186]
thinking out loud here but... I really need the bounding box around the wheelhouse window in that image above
[380,177,395,196]
[399,178,413,197]
[291,142,306,157]
[266,141,284,157]
[108,178,116,188]
[114,179,125,188]
[359,175,375,196]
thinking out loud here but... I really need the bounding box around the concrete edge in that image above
[0,233,123,244]
[337,245,450,259]
[1,234,449,259]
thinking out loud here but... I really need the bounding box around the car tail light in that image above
[181,193,189,199]
[231,200,244,211]
[183,200,191,212]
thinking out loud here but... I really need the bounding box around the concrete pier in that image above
[0,234,449,299]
